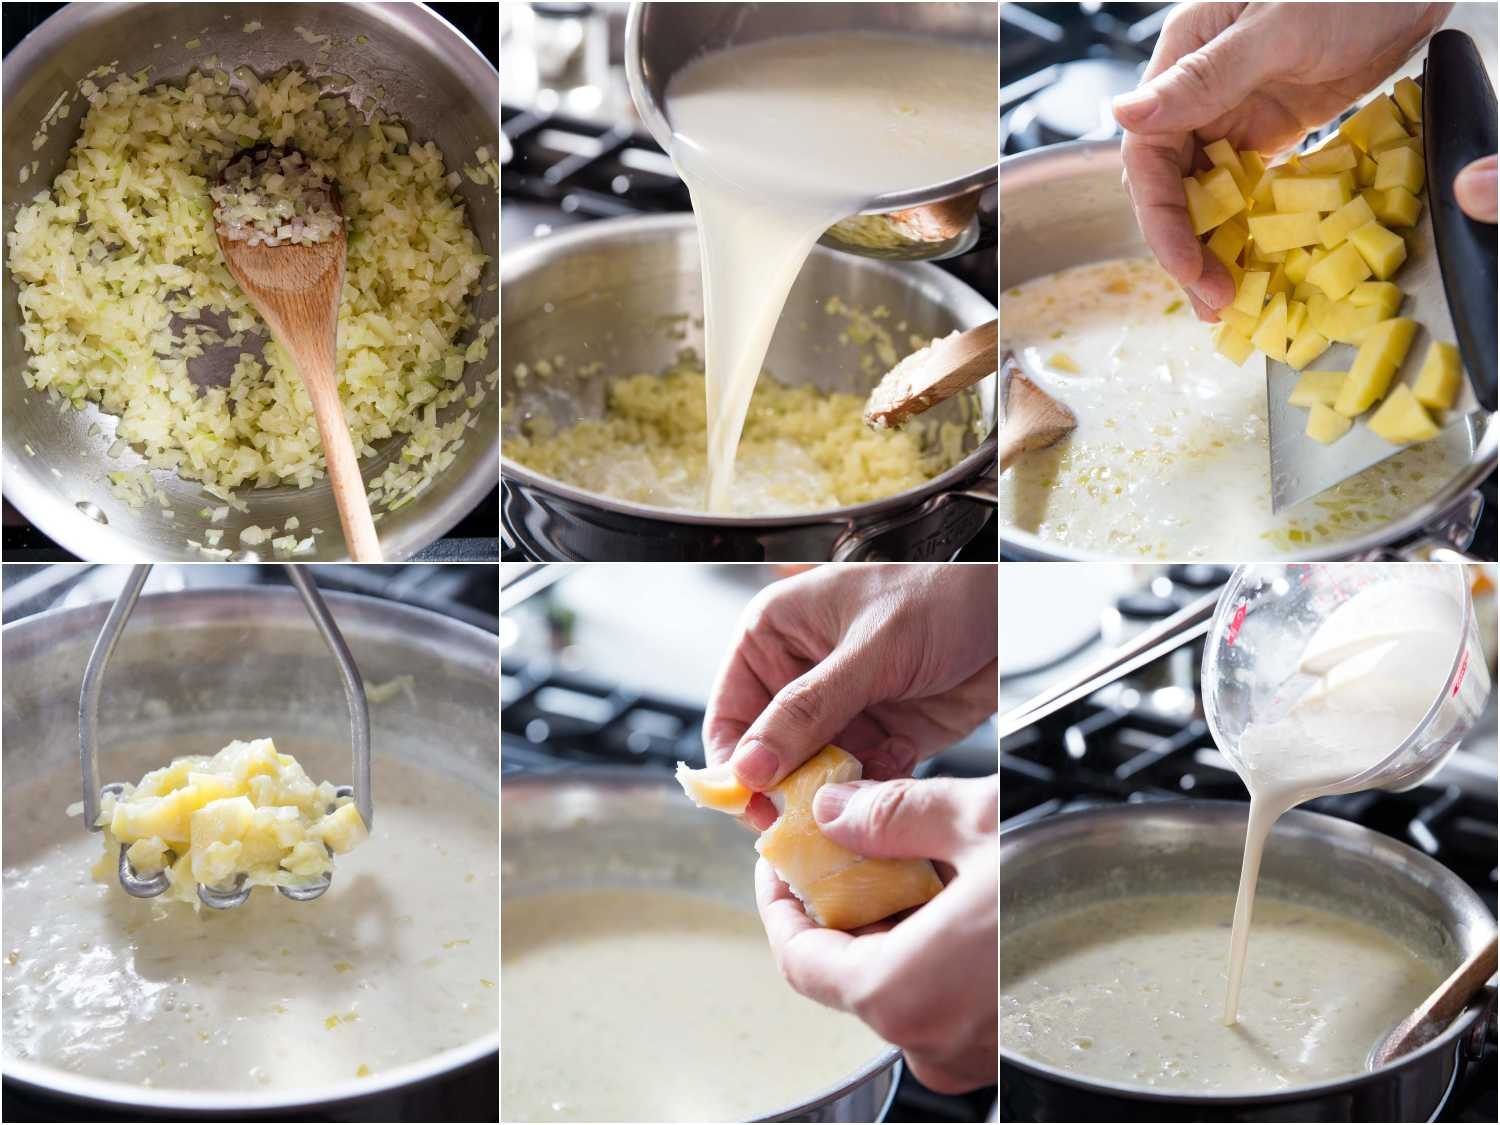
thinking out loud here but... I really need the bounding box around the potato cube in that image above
[282,840,333,878]
[1289,370,1347,408]
[1206,216,1249,268]
[192,840,244,889]
[1373,134,1423,156]
[1393,77,1422,126]
[1283,246,1315,284]
[1233,270,1271,315]
[1368,383,1440,443]
[1374,186,1422,228]
[1200,165,1247,215]
[1240,150,1267,183]
[126,836,170,876]
[316,803,370,855]
[1248,247,1287,267]
[1286,325,1330,369]
[1287,298,1308,338]
[1215,324,1256,365]
[1335,317,1418,415]
[1218,306,1259,338]
[1271,175,1352,213]
[1355,152,1380,187]
[1348,281,1404,319]
[1249,166,1283,208]
[1317,194,1377,249]
[1373,146,1425,194]
[1204,139,1250,194]
[1266,261,1291,298]
[1339,94,1409,153]
[191,796,256,849]
[1348,220,1407,279]
[1183,175,1236,235]
[1306,241,1373,300]
[1413,340,1463,411]
[1247,211,1322,253]
[1307,402,1354,444]
[1299,142,1358,175]
[1251,293,1289,361]
[1312,298,1383,345]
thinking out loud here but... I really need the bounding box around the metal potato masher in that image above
[79,565,373,910]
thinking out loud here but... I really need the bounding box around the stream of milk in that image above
[663,31,997,510]
[1221,581,1464,1024]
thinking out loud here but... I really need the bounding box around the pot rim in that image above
[500,766,906,1122]
[998,799,1496,1104]
[500,212,998,526]
[997,138,1497,563]
[623,2,997,215]
[1,1,500,564]
[2,585,499,1111]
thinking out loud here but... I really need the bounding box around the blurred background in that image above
[501,561,998,1123]
[999,561,1497,1122]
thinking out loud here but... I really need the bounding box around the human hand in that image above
[702,564,997,830]
[1113,1,1450,320]
[1455,155,1498,221]
[756,775,998,1093]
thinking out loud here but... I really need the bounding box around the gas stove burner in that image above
[1006,58,1137,149]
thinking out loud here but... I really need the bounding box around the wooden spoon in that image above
[864,319,998,428]
[998,351,1077,471]
[1370,935,1497,1069]
[214,146,382,562]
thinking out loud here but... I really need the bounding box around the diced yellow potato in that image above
[1289,370,1347,408]
[1312,298,1383,345]
[1373,146,1425,194]
[1199,165,1247,216]
[126,836,170,875]
[1047,351,1081,373]
[1339,95,1409,153]
[186,772,244,804]
[1249,166,1283,208]
[283,840,333,878]
[1299,142,1358,175]
[192,840,244,889]
[191,796,256,851]
[1335,317,1418,415]
[1373,134,1422,156]
[1271,175,1352,213]
[1248,247,1287,267]
[1204,138,1251,194]
[1292,279,1321,302]
[1306,241,1373,300]
[1240,150,1267,184]
[1251,292,1289,361]
[1393,77,1422,125]
[1307,402,1353,444]
[1355,152,1380,187]
[1233,269,1271,315]
[1283,246,1315,284]
[1215,324,1256,365]
[1317,194,1377,249]
[1413,340,1463,411]
[1219,305,1259,337]
[1266,261,1291,298]
[240,807,305,867]
[1374,185,1422,228]
[1348,220,1407,279]
[1206,216,1249,268]
[1368,383,1440,443]
[111,787,195,845]
[1247,211,1322,253]
[1287,298,1308,338]
[1183,175,1237,235]
[1348,281,1403,319]
[316,803,370,855]
[1286,325,1330,369]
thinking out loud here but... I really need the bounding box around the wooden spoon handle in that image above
[1372,935,1497,1066]
[865,320,997,427]
[292,340,382,562]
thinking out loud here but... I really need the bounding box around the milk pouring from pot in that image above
[1208,569,1490,1025]
[661,33,997,510]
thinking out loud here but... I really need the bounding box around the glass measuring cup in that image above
[1202,563,1491,795]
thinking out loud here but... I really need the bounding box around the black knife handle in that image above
[1425,29,1498,413]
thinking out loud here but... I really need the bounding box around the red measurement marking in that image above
[1453,649,1469,696]
[1226,602,1247,646]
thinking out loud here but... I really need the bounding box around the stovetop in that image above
[499,98,999,562]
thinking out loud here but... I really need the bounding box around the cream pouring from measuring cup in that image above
[661,32,997,511]
[1219,577,1480,1025]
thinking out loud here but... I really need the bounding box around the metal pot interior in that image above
[997,140,1497,561]
[501,213,997,517]
[1000,802,1494,1100]
[502,770,902,1122]
[1,3,499,561]
[1,588,499,1110]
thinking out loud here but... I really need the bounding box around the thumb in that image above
[1454,155,1498,223]
[812,777,993,864]
[1113,30,1268,135]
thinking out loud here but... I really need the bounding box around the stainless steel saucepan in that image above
[1000,802,1496,1122]
[2,585,498,1118]
[502,770,902,1123]
[2,2,499,561]
[999,139,1496,562]
[500,214,998,561]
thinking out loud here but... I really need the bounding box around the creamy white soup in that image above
[999,257,1466,558]
[2,756,497,1091]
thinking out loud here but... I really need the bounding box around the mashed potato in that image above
[508,363,966,514]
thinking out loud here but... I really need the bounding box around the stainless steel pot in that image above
[999,140,1496,562]
[500,214,997,561]
[1,3,499,562]
[626,1,997,263]
[2,585,499,1118]
[999,802,1496,1122]
[502,770,902,1123]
